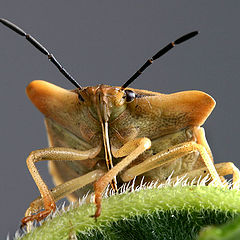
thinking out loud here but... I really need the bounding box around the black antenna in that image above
[0,18,82,89]
[121,31,199,89]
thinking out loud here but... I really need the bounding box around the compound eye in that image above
[125,89,135,103]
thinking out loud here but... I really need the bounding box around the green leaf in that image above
[198,215,240,240]
[19,186,240,240]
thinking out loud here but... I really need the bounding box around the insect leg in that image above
[24,169,105,222]
[170,162,240,188]
[22,146,101,226]
[213,162,240,188]
[190,127,240,186]
[93,137,151,218]
[193,127,213,162]
[121,141,223,187]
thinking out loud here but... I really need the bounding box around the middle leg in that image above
[121,141,223,186]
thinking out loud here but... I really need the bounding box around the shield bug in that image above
[1,18,240,226]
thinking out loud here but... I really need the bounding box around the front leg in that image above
[22,145,101,225]
[23,169,105,229]
[93,137,151,218]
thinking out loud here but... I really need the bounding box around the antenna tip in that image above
[192,30,199,36]
[175,31,199,45]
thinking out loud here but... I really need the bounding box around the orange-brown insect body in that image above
[21,78,240,224]
[27,80,215,200]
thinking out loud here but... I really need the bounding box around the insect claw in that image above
[90,214,99,223]
[91,199,102,220]
[19,222,26,230]
[21,216,31,227]
[21,208,53,227]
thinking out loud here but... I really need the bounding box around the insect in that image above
[1,18,240,227]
